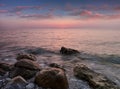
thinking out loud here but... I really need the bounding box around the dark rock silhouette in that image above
[73,64,118,89]
[35,68,69,89]
[60,47,79,55]
[16,53,37,61]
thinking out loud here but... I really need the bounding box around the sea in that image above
[0,29,120,89]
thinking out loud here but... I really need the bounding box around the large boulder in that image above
[4,76,27,89]
[35,68,69,89]
[73,64,118,89]
[60,47,79,55]
[16,53,37,61]
[10,59,41,79]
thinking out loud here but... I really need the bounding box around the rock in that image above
[26,83,35,89]
[10,59,41,79]
[60,47,79,55]
[15,59,41,71]
[49,63,65,71]
[0,68,6,76]
[0,62,13,76]
[10,67,38,80]
[4,76,27,89]
[16,53,37,61]
[73,64,118,89]
[35,68,69,89]
[0,78,11,88]
[0,62,12,71]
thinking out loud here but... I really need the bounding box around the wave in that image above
[0,46,120,65]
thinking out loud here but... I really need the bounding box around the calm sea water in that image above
[0,29,120,88]
[0,29,120,54]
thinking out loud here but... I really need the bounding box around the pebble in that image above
[26,83,35,89]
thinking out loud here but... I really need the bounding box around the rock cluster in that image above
[73,63,118,89]
[0,47,119,89]
[0,53,69,89]
[10,54,41,79]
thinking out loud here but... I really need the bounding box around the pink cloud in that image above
[69,10,120,19]
[106,14,120,19]
[80,10,92,16]
[0,10,8,13]
[16,11,21,15]
[69,10,103,18]
[114,6,120,11]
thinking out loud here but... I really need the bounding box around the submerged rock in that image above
[73,64,118,89]
[4,76,27,89]
[60,47,79,55]
[16,53,37,61]
[10,59,41,79]
[49,63,65,71]
[35,68,69,89]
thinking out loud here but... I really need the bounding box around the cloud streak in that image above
[0,10,8,13]
[12,5,42,12]
[20,13,53,19]
[69,9,120,19]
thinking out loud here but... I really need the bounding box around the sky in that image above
[0,0,120,30]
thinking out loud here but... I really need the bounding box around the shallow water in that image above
[0,29,120,88]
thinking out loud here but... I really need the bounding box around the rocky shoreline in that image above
[0,47,119,89]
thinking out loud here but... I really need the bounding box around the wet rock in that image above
[0,62,13,76]
[26,83,35,89]
[73,64,118,89]
[0,68,6,76]
[16,53,37,61]
[15,59,41,70]
[35,68,69,89]
[4,76,27,89]
[10,59,41,79]
[0,78,11,89]
[10,67,38,80]
[49,63,65,71]
[60,47,79,55]
[0,62,12,71]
